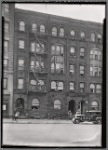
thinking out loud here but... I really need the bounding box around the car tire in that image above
[97,119,101,124]
[75,119,80,124]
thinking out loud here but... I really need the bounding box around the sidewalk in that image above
[3,118,73,124]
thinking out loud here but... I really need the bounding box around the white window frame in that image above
[59,28,64,37]
[18,79,24,89]
[54,100,61,110]
[52,27,57,36]
[19,21,25,31]
[70,82,74,91]
[19,40,25,49]
[18,59,24,70]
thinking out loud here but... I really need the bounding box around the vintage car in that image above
[72,110,102,124]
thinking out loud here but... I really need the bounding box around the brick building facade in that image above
[2,5,103,119]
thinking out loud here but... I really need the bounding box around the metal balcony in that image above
[28,85,47,93]
[30,67,48,74]
[29,50,48,56]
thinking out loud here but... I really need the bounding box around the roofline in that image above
[15,8,103,26]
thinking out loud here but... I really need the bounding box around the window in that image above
[4,22,9,33]
[18,59,24,70]
[80,65,85,76]
[29,79,45,91]
[90,84,95,93]
[3,59,8,70]
[19,21,25,31]
[70,82,74,91]
[97,34,102,43]
[40,24,45,33]
[19,40,25,49]
[17,79,24,89]
[96,84,101,93]
[32,99,39,110]
[59,28,64,37]
[95,51,98,60]
[58,82,64,91]
[90,50,94,59]
[98,51,102,60]
[91,101,98,110]
[51,45,64,74]
[30,79,37,85]
[70,64,75,75]
[80,31,85,40]
[54,100,61,109]
[31,42,45,53]
[3,104,6,111]
[52,27,57,36]
[80,48,85,58]
[70,29,75,36]
[51,81,64,91]
[30,57,44,71]
[80,83,85,92]
[4,4,9,13]
[3,78,7,89]
[90,66,93,76]
[91,33,96,42]
[90,49,102,77]
[32,23,37,32]
[70,47,75,56]
[4,40,9,52]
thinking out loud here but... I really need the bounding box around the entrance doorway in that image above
[78,100,85,114]
[15,98,24,115]
[68,100,76,114]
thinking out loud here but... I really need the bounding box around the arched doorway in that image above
[78,100,85,114]
[15,98,24,115]
[68,100,76,114]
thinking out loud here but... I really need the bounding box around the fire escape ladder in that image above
[27,31,45,93]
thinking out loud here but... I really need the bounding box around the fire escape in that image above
[27,31,47,94]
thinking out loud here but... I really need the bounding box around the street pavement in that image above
[2,119,101,147]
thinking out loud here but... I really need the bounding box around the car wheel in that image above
[97,119,101,124]
[75,119,80,124]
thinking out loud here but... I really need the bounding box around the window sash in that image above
[19,40,24,49]
[70,82,74,90]
[4,41,9,52]
[19,22,25,31]
[3,78,7,89]
[18,79,24,89]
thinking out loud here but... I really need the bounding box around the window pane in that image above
[32,99,39,109]
[30,79,37,85]
[58,82,63,90]
[70,82,74,90]
[4,40,9,52]
[52,27,57,36]
[19,21,25,31]
[32,23,37,31]
[40,24,45,33]
[91,33,95,42]
[18,79,24,89]
[3,78,7,89]
[54,100,61,109]
[31,42,35,52]
[70,29,75,36]
[19,40,24,49]
[51,81,56,89]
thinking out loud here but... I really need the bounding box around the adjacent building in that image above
[2,5,103,119]
[2,3,15,117]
